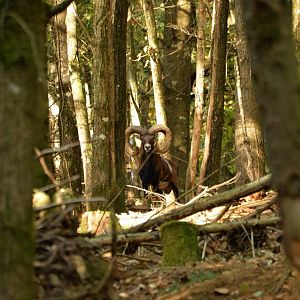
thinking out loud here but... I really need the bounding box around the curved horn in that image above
[148,124,172,154]
[125,126,147,157]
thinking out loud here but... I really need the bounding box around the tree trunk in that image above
[241,0,300,270]
[185,0,206,197]
[293,0,300,63]
[138,0,167,125]
[92,0,127,213]
[127,11,141,127]
[163,0,192,195]
[66,3,93,198]
[52,3,82,194]
[0,1,48,298]
[198,0,229,189]
[234,0,265,185]
[92,0,116,208]
[113,0,128,212]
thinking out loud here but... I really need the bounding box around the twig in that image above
[34,196,107,212]
[35,148,60,190]
[110,210,118,258]
[242,194,278,220]
[35,136,103,158]
[36,141,81,158]
[250,228,255,258]
[212,203,232,222]
[273,266,292,295]
[37,175,80,192]
[117,253,155,263]
[185,173,240,205]
[127,184,166,200]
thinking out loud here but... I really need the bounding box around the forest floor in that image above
[34,187,300,300]
[112,240,299,300]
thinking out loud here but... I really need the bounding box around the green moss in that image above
[160,221,200,267]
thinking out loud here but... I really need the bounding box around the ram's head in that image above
[125,125,172,158]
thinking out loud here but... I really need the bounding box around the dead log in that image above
[89,216,280,247]
[90,231,159,247]
[125,174,272,233]
[196,216,280,233]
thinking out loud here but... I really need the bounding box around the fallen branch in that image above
[242,193,278,220]
[34,196,107,212]
[196,216,280,233]
[90,231,160,247]
[35,148,60,190]
[38,175,80,192]
[89,216,280,247]
[125,174,272,233]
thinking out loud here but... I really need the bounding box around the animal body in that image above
[125,125,178,198]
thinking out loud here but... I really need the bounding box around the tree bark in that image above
[185,0,206,196]
[138,0,167,125]
[163,0,192,193]
[52,3,83,194]
[293,0,300,63]
[241,0,300,270]
[66,3,93,198]
[66,3,92,197]
[113,0,128,212]
[198,0,229,189]
[0,1,48,298]
[92,0,115,208]
[127,16,141,127]
[92,0,127,213]
[234,0,265,185]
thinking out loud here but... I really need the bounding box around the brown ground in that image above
[112,244,300,300]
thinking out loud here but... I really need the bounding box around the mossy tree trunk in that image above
[0,1,48,298]
[241,0,300,270]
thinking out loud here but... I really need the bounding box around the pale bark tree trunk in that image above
[293,0,300,63]
[198,0,229,190]
[0,1,48,298]
[66,3,93,198]
[185,0,206,196]
[52,3,82,194]
[163,0,192,194]
[138,0,167,125]
[241,0,300,270]
[234,0,265,185]
[127,11,141,127]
